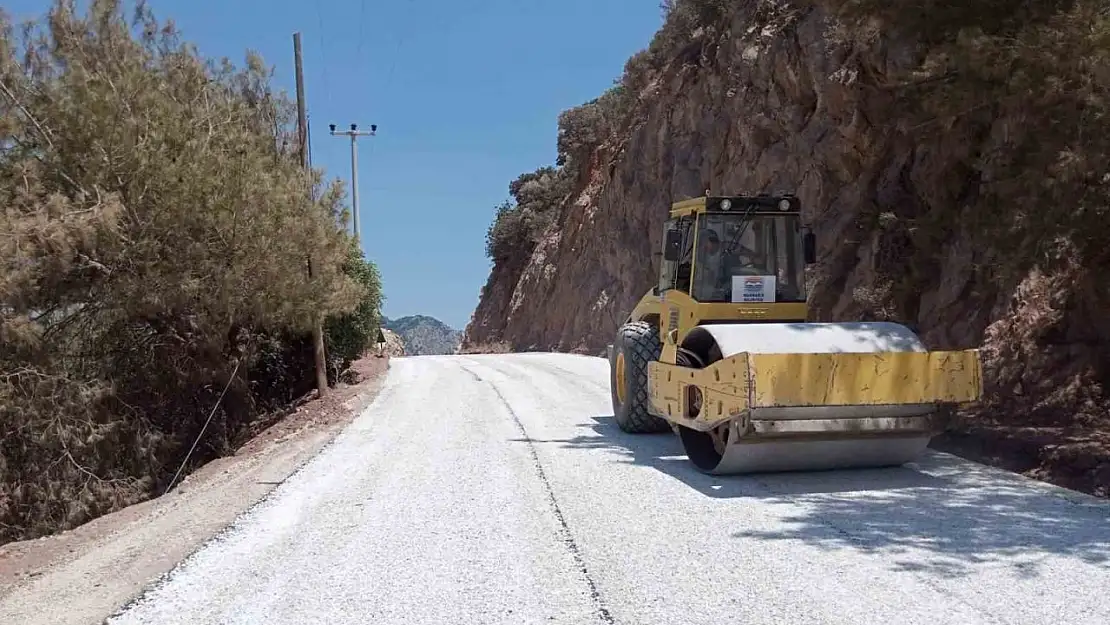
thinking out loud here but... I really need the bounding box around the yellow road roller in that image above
[606,194,983,474]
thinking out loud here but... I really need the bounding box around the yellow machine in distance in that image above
[606,194,983,475]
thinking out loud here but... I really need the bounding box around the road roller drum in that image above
[607,194,983,475]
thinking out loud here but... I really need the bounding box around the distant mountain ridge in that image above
[381,315,462,356]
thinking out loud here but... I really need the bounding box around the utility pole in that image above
[329,122,376,241]
[294,31,329,398]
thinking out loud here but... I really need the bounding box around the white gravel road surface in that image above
[106,353,1110,625]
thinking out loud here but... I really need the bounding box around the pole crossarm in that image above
[329,123,376,242]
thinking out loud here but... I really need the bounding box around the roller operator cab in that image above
[660,195,814,308]
[607,194,984,475]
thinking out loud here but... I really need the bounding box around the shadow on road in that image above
[515,415,1110,579]
[519,415,950,497]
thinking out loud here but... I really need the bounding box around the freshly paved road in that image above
[107,353,1110,625]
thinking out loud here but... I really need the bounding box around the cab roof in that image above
[669,194,801,219]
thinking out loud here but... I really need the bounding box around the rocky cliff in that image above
[380,328,407,357]
[382,315,461,356]
[463,0,1110,495]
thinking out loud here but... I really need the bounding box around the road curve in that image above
[107,353,1110,625]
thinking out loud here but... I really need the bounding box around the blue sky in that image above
[5,0,665,329]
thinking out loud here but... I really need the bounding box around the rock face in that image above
[382,315,461,356]
[463,0,1110,495]
[380,328,406,357]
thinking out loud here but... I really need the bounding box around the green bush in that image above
[484,0,737,266]
[0,0,369,544]
[555,86,634,167]
[484,168,573,261]
[647,0,736,62]
[325,240,384,378]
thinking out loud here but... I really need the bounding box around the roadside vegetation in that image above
[0,0,383,545]
[482,0,742,265]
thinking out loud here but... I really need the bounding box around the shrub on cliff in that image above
[555,0,742,172]
[484,167,573,261]
[555,86,636,168]
[649,0,735,62]
[488,1,735,264]
[0,0,371,544]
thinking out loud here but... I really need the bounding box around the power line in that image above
[381,0,415,97]
[355,0,367,63]
[366,0,415,163]
[306,114,314,168]
[313,0,333,107]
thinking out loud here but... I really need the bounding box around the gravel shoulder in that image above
[931,422,1110,499]
[0,356,391,625]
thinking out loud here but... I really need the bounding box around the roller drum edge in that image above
[674,321,942,475]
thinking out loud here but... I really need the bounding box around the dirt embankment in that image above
[0,355,391,625]
[462,0,1110,497]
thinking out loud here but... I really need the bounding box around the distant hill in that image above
[381,315,461,356]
